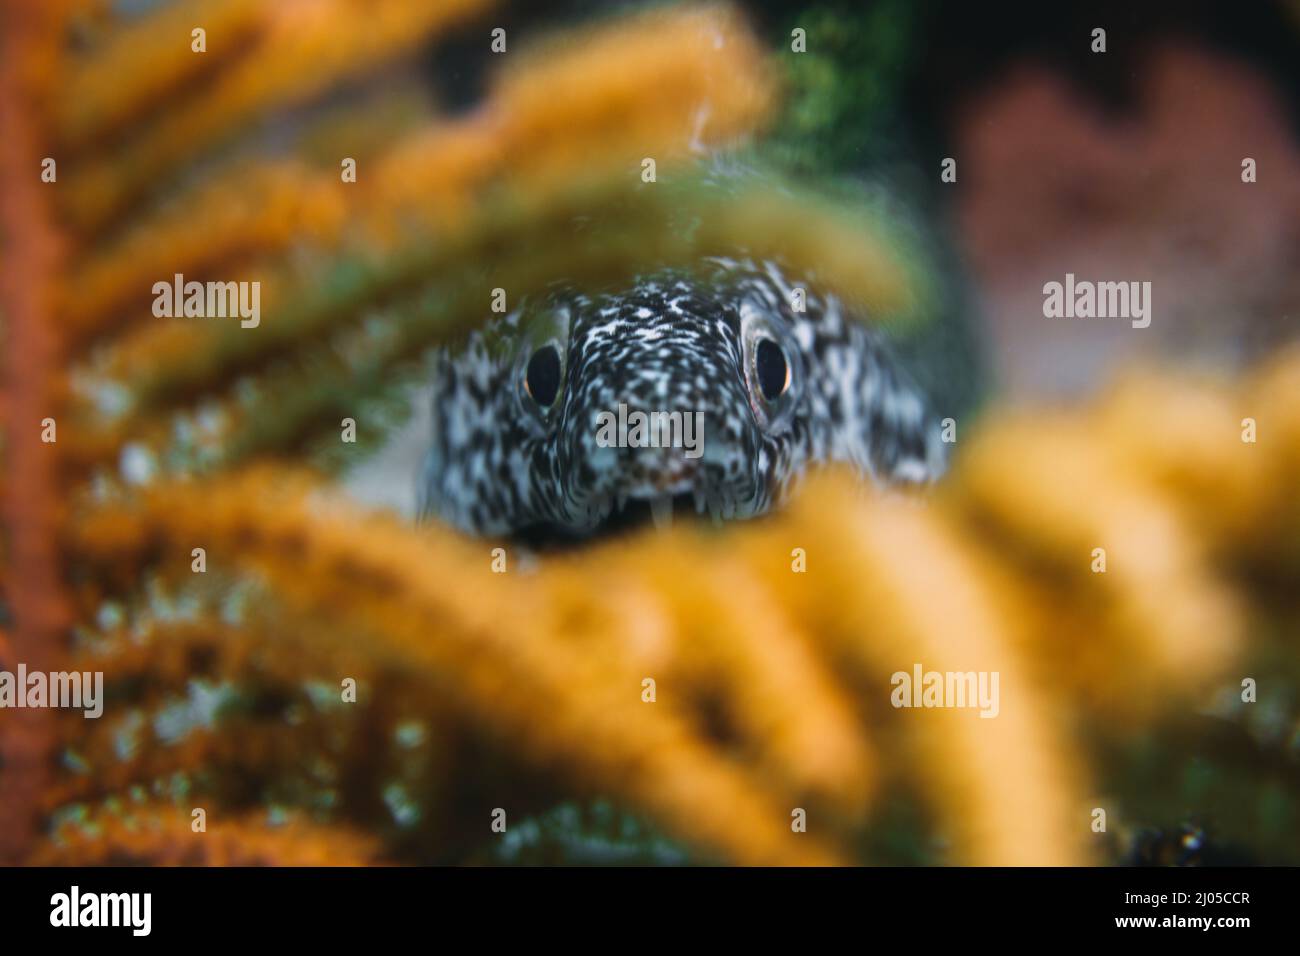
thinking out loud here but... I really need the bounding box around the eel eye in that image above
[740,303,802,434]
[524,345,562,407]
[754,338,790,402]
[513,306,571,429]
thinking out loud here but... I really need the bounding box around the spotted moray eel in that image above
[418,257,946,540]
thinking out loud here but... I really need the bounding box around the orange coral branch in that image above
[59,0,494,234]
[61,161,346,350]
[58,0,267,152]
[75,470,850,865]
[0,0,73,865]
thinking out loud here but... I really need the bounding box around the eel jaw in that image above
[592,481,766,537]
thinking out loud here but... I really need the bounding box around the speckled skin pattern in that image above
[419,258,946,538]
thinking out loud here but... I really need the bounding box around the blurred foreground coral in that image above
[1,0,1297,866]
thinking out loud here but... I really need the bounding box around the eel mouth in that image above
[513,489,727,551]
[598,490,700,535]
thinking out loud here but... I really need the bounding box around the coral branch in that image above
[0,0,72,864]
[59,0,493,234]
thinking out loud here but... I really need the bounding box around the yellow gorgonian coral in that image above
[60,351,1295,864]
